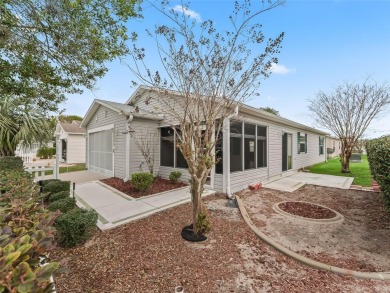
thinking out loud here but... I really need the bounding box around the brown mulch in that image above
[51,193,389,292]
[100,177,187,198]
[278,201,337,219]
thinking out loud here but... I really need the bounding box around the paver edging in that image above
[273,201,344,224]
[235,195,390,281]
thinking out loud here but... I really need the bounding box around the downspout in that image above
[123,114,133,182]
[225,106,239,199]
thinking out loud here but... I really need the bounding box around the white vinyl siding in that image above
[158,166,191,183]
[129,118,160,176]
[66,135,86,164]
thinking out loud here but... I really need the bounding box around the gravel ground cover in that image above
[239,185,390,273]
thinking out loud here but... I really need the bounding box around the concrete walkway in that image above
[264,172,354,192]
[74,181,215,230]
[45,170,108,184]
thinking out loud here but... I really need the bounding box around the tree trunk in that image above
[0,148,15,156]
[341,149,352,173]
[191,177,203,235]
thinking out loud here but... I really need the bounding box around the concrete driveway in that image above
[263,172,354,192]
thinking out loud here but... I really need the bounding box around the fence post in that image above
[54,135,60,179]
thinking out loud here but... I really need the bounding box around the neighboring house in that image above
[55,120,86,164]
[80,86,328,193]
[326,136,342,158]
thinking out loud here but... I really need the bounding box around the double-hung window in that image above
[297,132,307,154]
[319,136,324,155]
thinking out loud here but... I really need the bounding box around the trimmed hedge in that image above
[55,208,98,247]
[44,180,70,194]
[49,191,70,203]
[131,172,154,191]
[42,179,61,186]
[0,156,24,171]
[366,136,390,212]
[48,197,76,213]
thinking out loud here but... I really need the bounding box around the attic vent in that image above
[95,113,98,121]
[105,110,108,118]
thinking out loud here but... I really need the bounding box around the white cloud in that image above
[172,5,202,22]
[270,63,296,75]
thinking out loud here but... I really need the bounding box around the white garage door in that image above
[88,129,113,176]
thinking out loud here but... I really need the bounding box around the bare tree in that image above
[308,80,390,173]
[129,128,158,175]
[126,0,284,234]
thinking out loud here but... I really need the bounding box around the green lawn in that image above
[308,155,373,186]
[45,163,86,175]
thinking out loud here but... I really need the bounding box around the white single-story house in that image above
[80,86,328,193]
[55,120,86,164]
[326,136,342,158]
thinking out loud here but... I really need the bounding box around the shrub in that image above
[55,208,98,247]
[169,171,182,184]
[0,170,39,206]
[196,212,211,235]
[49,191,70,203]
[36,146,56,159]
[366,136,390,212]
[41,179,61,186]
[44,180,70,194]
[0,156,24,171]
[131,172,154,192]
[0,187,59,292]
[48,197,76,213]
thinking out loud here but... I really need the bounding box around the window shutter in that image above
[305,134,308,153]
[297,132,300,154]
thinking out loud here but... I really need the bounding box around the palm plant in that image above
[0,96,52,156]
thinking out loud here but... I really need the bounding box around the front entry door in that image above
[282,133,292,171]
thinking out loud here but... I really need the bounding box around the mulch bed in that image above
[51,192,389,292]
[100,177,187,198]
[278,201,337,219]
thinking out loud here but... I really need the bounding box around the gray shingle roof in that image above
[59,120,85,134]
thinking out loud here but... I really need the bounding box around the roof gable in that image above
[58,120,85,134]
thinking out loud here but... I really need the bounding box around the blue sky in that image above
[62,0,390,138]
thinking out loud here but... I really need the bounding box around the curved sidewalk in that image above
[236,195,390,281]
[75,181,214,230]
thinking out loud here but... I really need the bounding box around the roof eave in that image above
[239,105,329,136]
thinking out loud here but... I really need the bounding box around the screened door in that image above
[88,129,114,176]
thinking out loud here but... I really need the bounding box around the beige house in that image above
[326,136,341,158]
[80,86,328,193]
[55,120,86,164]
